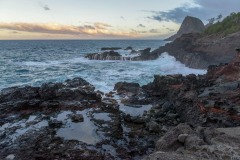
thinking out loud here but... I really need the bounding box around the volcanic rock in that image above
[124,46,133,50]
[71,114,84,122]
[155,123,193,152]
[0,77,101,119]
[145,124,240,160]
[85,51,122,60]
[114,82,140,95]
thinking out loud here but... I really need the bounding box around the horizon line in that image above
[0,38,165,41]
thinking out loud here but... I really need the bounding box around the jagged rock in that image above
[0,77,102,120]
[123,114,146,124]
[139,48,151,55]
[184,135,205,150]
[146,121,161,132]
[71,114,84,122]
[85,51,122,60]
[124,46,133,50]
[146,124,240,160]
[114,82,140,95]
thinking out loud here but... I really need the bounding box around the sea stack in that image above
[165,16,205,41]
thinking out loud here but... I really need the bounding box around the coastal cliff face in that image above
[153,31,240,69]
[165,16,205,41]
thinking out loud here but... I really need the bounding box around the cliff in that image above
[165,16,205,41]
[153,31,240,69]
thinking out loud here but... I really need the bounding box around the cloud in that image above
[94,22,112,29]
[0,22,135,38]
[147,0,240,24]
[39,2,50,11]
[149,29,161,33]
[43,5,50,11]
[166,28,175,32]
[147,6,201,23]
[137,24,146,28]
[11,31,20,34]
[120,16,125,20]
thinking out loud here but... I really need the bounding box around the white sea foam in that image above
[73,52,207,92]
[144,52,207,75]
[1,42,207,94]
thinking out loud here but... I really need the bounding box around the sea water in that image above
[0,40,206,92]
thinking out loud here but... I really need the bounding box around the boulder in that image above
[155,123,193,152]
[178,134,189,143]
[71,114,84,122]
[114,82,140,95]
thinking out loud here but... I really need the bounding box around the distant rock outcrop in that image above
[165,16,205,41]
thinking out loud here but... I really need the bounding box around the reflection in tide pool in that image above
[119,104,153,116]
[93,113,112,121]
[56,109,100,145]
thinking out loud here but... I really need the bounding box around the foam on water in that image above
[0,40,206,93]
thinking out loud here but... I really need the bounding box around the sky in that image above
[0,0,239,40]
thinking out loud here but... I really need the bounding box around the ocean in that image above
[0,40,206,92]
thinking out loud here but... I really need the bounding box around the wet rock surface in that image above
[85,47,157,61]
[1,61,240,159]
[0,77,157,159]
[85,50,123,60]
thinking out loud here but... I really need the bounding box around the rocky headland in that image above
[85,13,240,70]
[1,57,240,159]
[152,31,240,69]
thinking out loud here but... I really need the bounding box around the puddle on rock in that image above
[0,118,48,142]
[56,109,101,145]
[119,104,152,116]
[10,120,48,141]
[93,113,112,121]
[102,144,118,157]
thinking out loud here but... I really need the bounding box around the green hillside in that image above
[205,12,240,35]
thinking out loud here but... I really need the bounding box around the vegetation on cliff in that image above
[205,12,240,35]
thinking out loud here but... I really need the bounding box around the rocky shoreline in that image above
[84,15,240,69]
[84,31,240,69]
[1,59,240,159]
